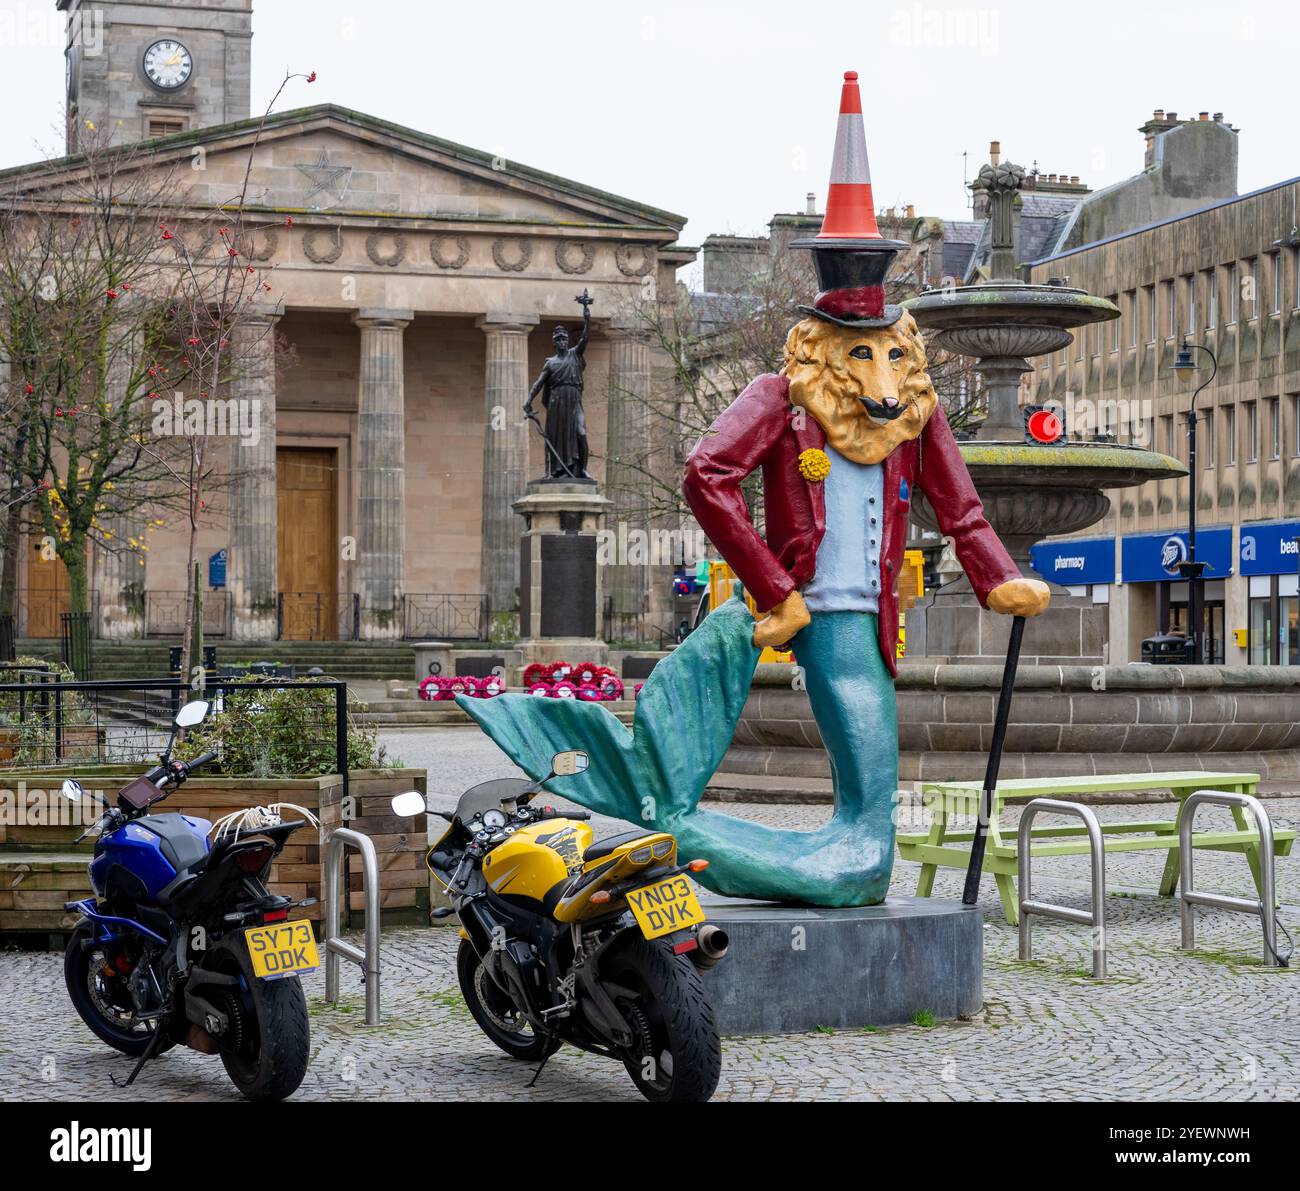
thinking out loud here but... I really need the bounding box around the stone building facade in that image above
[13,0,691,643]
[1023,175,1300,666]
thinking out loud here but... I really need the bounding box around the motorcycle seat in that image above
[583,830,659,863]
[136,813,211,875]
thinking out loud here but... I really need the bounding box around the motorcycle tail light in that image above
[652,840,673,859]
[628,847,653,865]
[234,845,275,874]
[262,908,289,923]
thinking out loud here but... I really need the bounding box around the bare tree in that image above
[0,70,314,675]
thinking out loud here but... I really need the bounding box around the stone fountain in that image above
[901,159,1185,664]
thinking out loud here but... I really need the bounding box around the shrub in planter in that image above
[176,679,391,778]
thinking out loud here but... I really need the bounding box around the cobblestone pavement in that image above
[2,728,1297,1102]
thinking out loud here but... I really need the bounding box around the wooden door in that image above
[24,521,72,638]
[276,448,337,640]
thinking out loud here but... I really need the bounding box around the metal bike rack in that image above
[1179,790,1280,967]
[323,828,382,1025]
[1018,799,1107,980]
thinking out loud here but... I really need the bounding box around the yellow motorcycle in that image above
[391,751,727,1102]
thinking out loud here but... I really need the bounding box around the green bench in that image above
[895,771,1296,925]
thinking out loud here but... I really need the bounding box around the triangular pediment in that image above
[1,105,685,237]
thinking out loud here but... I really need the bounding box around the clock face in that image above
[142,39,193,91]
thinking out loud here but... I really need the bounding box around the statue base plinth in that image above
[515,482,610,655]
[515,637,608,668]
[699,894,983,1034]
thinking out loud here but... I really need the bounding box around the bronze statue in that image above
[525,290,593,481]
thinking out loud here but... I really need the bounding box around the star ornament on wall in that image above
[296,148,353,210]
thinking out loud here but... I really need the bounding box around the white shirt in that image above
[801,447,883,613]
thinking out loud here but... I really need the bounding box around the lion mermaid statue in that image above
[460,71,1049,908]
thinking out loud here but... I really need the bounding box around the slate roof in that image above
[953,192,1087,281]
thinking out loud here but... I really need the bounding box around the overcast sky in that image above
[0,0,1291,286]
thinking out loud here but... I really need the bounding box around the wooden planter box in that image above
[0,767,428,936]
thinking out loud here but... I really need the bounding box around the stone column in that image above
[476,313,538,635]
[354,309,412,640]
[98,329,147,639]
[604,320,652,621]
[227,311,279,641]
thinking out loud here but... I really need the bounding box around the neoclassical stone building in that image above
[16,0,690,642]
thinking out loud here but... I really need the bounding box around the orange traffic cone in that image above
[818,70,883,241]
[794,70,906,328]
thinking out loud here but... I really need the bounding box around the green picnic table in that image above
[896,771,1296,925]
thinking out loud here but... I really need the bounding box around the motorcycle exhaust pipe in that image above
[690,924,729,970]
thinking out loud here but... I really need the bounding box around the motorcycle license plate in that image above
[626,875,705,940]
[244,920,320,980]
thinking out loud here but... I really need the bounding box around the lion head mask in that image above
[781,308,939,466]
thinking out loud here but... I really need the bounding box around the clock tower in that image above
[60,0,253,153]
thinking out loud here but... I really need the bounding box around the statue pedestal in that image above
[699,894,983,1033]
[515,481,610,666]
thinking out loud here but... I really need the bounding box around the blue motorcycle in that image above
[60,699,316,1101]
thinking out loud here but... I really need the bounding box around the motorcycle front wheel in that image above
[64,925,174,1058]
[604,934,721,1103]
[206,936,310,1101]
[457,938,560,1061]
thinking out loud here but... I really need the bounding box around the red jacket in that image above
[683,373,1019,676]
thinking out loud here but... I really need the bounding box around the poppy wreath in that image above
[632,682,645,699]
[574,662,600,685]
[476,674,505,698]
[551,680,578,699]
[526,682,552,697]
[548,661,574,682]
[597,672,624,701]
[418,675,441,701]
[445,676,474,699]
[522,662,550,687]
[576,682,604,701]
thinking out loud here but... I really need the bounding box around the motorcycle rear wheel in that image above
[605,934,721,1103]
[457,938,560,1061]
[207,936,311,1102]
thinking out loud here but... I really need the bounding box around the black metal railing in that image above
[602,598,674,649]
[402,593,488,641]
[144,590,231,638]
[61,611,93,679]
[276,592,360,642]
[0,676,351,786]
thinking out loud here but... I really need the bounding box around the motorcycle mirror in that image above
[551,750,589,777]
[391,790,428,817]
[60,778,84,803]
[174,700,210,729]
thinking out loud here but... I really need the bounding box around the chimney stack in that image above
[805,191,816,216]
[989,139,1000,166]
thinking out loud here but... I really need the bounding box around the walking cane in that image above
[962,614,1026,905]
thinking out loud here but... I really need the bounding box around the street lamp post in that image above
[1171,339,1218,664]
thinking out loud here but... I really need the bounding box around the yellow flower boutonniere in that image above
[798,447,831,483]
